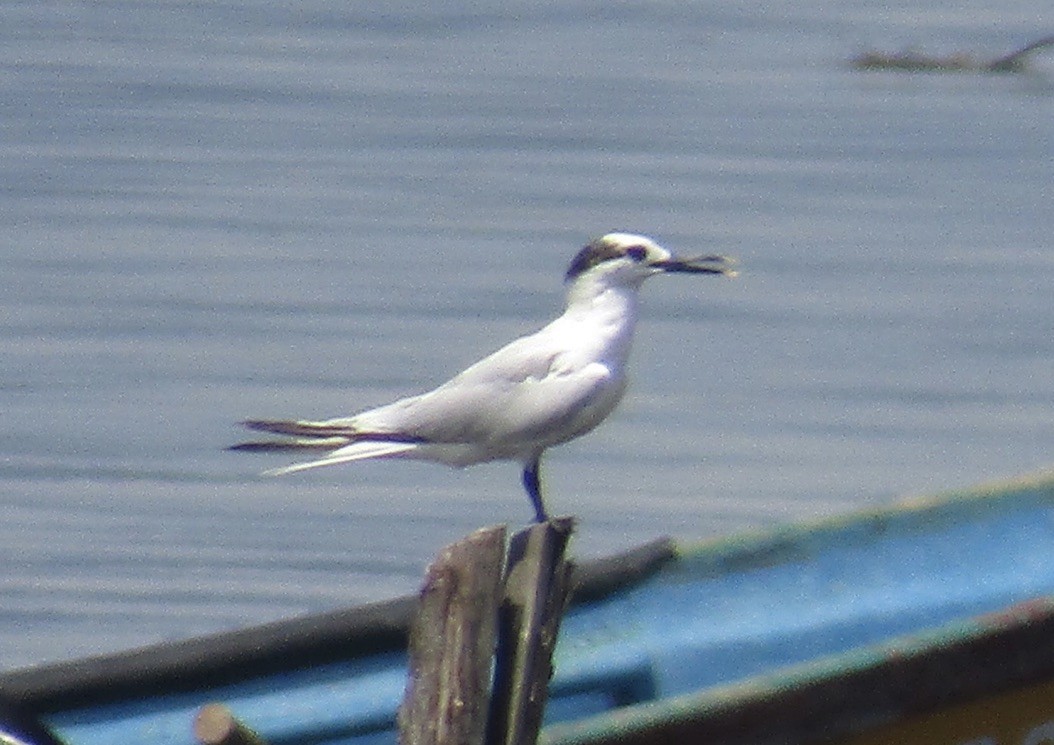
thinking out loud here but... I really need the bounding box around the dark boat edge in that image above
[0,534,677,713]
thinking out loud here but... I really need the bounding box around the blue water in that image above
[2,2,1052,668]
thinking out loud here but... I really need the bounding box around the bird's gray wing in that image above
[351,329,618,447]
[484,361,620,445]
[441,330,565,387]
[355,362,616,447]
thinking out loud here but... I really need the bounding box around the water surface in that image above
[1,1,1052,667]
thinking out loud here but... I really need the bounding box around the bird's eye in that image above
[626,246,647,262]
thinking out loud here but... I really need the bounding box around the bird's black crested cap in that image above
[565,235,632,282]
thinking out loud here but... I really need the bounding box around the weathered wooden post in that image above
[398,525,507,745]
[398,518,576,745]
[486,517,576,745]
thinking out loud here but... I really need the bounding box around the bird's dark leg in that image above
[522,456,548,523]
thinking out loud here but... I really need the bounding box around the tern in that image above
[232,233,735,522]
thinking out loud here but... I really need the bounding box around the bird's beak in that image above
[653,254,737,277]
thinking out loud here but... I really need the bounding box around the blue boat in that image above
[4,471,1054,744]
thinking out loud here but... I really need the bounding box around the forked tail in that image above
[229,419,357,452]
[229,418,425,474]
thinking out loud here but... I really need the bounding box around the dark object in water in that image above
[852,35,1054,73]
